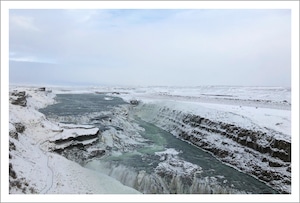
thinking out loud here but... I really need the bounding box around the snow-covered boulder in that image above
[10,90,27,107]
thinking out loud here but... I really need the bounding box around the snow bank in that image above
[49,127,99,142]
[47,153,139,194]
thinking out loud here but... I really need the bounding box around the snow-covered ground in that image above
[6,87,140,200]
[3,85,298,202]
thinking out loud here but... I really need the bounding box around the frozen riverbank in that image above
[133,101,291,193]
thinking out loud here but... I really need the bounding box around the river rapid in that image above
[39,93,278,194]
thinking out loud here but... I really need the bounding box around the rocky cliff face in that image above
[134,104,291,194]
[10,91,27,107]
[47,124,105,165]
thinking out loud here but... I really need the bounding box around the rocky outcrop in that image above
[9,163,37,194]
[37,87,46,91]
[180,114,291,163]
[14,123,26,134]
[9,122,26,140]
[9,130,19,140]
[154,155,242,194]
[10,91,27,107]
[48,124,106,165]
[130,100,139,105]
[135,104,291,194]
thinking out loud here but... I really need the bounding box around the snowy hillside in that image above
[7,87,140,196]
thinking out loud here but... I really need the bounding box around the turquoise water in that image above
[133,117,278,194]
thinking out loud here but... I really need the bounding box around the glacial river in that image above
[40,93,278,194]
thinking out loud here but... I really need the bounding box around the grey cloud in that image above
[9,9,291,87]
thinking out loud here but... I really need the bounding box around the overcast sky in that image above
[9,9,291,87]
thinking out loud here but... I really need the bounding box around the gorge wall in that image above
[134,103,291,194]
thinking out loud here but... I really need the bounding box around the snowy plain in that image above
[4,85,298,202]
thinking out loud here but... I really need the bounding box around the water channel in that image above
[40,93,278,194]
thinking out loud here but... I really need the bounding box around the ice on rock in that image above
[155,148,180,156]
[49,127,99,142]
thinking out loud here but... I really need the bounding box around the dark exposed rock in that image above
[9,163,17,179]
[90,115,111,121]
[54,146,105,166]
[270,139,291,162]
[181,113,291,163]
[9,141,16,151]
[9,131,18,140]
[52,129,64,133]
[130,100,139,105]
[87,149,106,159]
[37,87,46,91]
[10,91,27,107]
[53,133,98,144]
[269,161,283,167]
[15,123,25,133]
[11,91,26,97]
[9,175,37,194]
[11,97,27,106]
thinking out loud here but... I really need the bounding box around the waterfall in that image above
[85,160,245,194]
